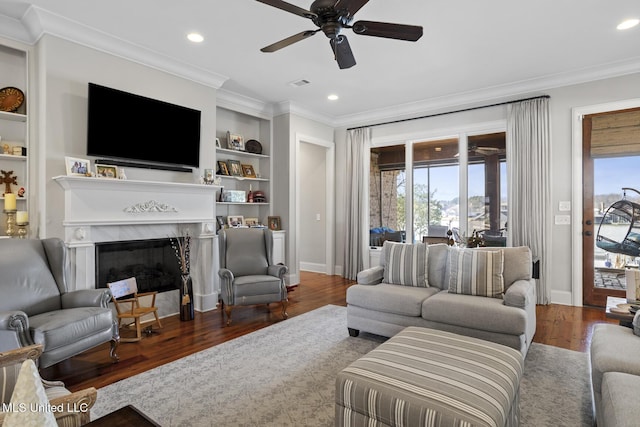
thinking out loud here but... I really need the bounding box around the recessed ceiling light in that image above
[187,32,204,43]
[327,94,339,101]
[617,19,639,30]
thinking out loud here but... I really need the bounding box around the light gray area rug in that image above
[93,305,592,426]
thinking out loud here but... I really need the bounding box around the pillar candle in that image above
[16,211,28,224]
[4,193,16,210]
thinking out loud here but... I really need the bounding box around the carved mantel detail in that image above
[124,200,178,213]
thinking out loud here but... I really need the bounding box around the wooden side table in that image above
[605,296,636,327]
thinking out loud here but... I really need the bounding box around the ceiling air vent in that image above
[289,79,311,87]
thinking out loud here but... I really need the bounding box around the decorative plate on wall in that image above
[0,87,25,113]
[245,139,263,154]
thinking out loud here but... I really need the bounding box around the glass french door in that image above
[583,109,640,306]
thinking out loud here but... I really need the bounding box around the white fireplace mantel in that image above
[53,175,221,314]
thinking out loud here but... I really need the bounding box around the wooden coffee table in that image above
[87,405,160,427]
[605,296,636,327]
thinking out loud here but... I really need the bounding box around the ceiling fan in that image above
[469,145,505,156]
[255,0,423,69]
[455,145,506,158]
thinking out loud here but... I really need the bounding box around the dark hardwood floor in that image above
[40,272,617,393]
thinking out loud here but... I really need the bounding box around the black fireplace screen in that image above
[95,238,180,293]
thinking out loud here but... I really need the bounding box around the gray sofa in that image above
[347,243,537,356]
[590,323,640,426]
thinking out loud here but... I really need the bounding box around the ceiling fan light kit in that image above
[256,0,423,69]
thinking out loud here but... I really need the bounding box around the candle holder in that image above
[16,221,29,239]
[3,209,16,237]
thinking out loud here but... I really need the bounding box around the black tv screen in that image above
[87,83,201,169]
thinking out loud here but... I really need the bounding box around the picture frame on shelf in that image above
[217,160,230,176]
[95,164,118,179]
[227,215,244,227]
[227,160,243,177]
[65,156,91,176]
[244,217,259,227]
[242,164,256,178]
[226,131,244,151]
[268,216,281,231]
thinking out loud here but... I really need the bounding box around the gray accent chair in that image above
[0,238,119,369]
[218,228,288,326]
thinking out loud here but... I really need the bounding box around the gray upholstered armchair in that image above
[218,228,288,326]
[0,238,119,369]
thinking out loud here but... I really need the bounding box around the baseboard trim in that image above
[300,262,327,274]
[550,290,575,306]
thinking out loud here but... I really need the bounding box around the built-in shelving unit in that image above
[0,40,29,237]
[215,107,272,226]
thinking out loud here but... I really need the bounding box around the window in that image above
[369,145,406,245]
[369,132,506,246]
[412,139,459,241]
[467,133,507,246]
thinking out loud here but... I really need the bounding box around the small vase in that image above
[180,274,194,321]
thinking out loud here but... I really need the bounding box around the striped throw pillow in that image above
[382,241,429,287]
[448,247,504,298]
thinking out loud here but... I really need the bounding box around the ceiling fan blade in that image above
[255,0,316,19]
[334,0,370,17]
[330,35,356,69]
[261,30,319,53]
[352,20,423,41]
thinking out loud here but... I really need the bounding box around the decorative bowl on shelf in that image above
[245,139,262,154]
[0,87,25,113]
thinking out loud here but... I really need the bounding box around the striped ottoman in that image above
[336,327,524,427]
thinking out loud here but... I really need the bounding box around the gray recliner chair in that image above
[218,228,288,326]
[0,238,119,369]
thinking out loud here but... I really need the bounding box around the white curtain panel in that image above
[507,98,552,304]
[343,128,371,280]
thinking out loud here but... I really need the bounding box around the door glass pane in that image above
[593,156,640,290]
[412,139,459,243]
[370,145,406,245]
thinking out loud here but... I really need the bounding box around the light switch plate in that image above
[559,201,571,211]
[555,215,571,225]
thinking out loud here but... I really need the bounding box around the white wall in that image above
[334,71,640,305]
[37,35,217,238]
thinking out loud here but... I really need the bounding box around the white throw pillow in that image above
[448,247,505,298]
[4,359,57,427]
[383,241,429,287]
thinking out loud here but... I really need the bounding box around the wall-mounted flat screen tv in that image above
[87,83,201,170]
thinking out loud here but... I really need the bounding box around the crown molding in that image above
[0,9,32,44]
[273,101,336,127]
[216,89,273,120]
[9,6,229,89]
[334,57,640,129]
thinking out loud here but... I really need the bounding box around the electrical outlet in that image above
[555,215,571,225]
[559,201,571,211]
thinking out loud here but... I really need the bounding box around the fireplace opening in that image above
[95,238,180,293]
